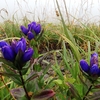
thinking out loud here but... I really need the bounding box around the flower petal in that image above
[31,22,36,28]
[11,40,17,52]
[90,52,98,67]
[34,24,41,34]
[80,59,90,73]
[20,25,29,35]
[22,48,33,62]
[27,31,34,40]
[15,37,27,54]
[29,22,36,31]
[2,46,14,61]
[15,41,24,54]
[19,37,26,51]
[90,64,99,75]
[28,23,32,30]
[0,41,9,48]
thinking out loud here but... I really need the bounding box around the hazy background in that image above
[0,0,100,24]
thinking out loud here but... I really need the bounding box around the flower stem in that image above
[83,84,93,100]
[18,70,30,100]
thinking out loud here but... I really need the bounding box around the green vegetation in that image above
[0,0,100,100]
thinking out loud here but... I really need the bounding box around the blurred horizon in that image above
[0,0,100,24]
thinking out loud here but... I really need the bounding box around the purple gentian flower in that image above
[11,40,17,49]
[90,52,98,67]
[0,37,34,69]
[20,21,41,40]
[22,48,34,62]
[27,31,34,40]
[90,64,99,75]
[80,52,100,79]
[15,38,26,54]
[80,59,90,73]
[20,26,29,35]
[2,46,14,61]
[31,22,41,35]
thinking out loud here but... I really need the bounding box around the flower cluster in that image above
[20,22,41,40]
[80,52,100,78]
[0,37,33,69]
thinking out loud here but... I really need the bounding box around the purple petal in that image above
[80,59,90,73]
[15,41,24,54]
[27,31,34,40]
[22,48,33,62]
[2,46,14,61]
[20,25,29,35]
[34,24,41,34]
[90,64,99,75]
[19,37,26,51]
[28,23,32,30]
[15,38,27,53]
[31,22,36,27]
[0,41,9,48]
[90,52,98,67]
[29,22,36,31]
[11,40,17,52]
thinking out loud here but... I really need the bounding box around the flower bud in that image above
[2,46,14,61]
[20,21,41,40]
[19,37,26,51]
[0,41,9,48]
[31,22,41,35]
[80,59,90,73]
[34,24,41,35]
[22,48,33,62]
[27,31,34,40]
[90,52,98,67]
[90,64,99,75]
[20,26,29,35]
[11,40,17,52]
[15,38,26,54]
[28,23,32,30]
[15,41,24,54]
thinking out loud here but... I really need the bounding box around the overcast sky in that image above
[0,0,100,24]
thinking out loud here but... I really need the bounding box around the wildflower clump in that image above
[20,22,41,40]
[80,52,100,81]
[0,37,33,70]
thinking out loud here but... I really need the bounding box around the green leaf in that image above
[25,72,38,83]
[65,76,76,84]
[33,64,42,72]
[0,71,19,77]
[52,65,64,80]
[66,82,82,100]
[0,63,22,85]
[74,84,84,97]
[1,63,17,75]
[14,50,24,70]
[21,67,29,75]
[55,0,81,62]
[72,62,80,79]
[21,61,30,75]
[0,57,16,69]
[10,76,22,85]
[53,79,63,85]
[62,41,72,74]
